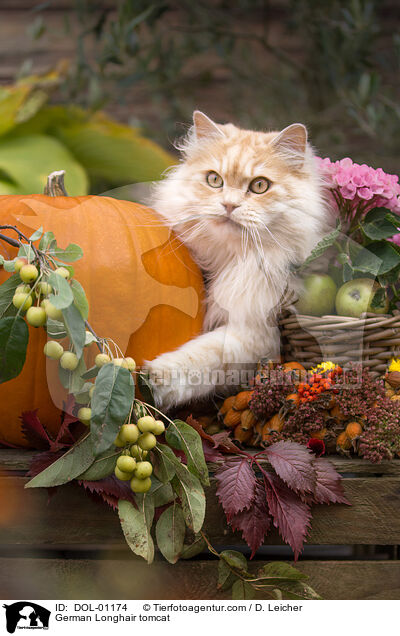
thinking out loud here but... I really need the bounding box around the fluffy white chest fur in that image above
[145,111,329,408]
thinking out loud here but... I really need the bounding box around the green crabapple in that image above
[114,466,133,481]
[119,423,139,444]
[60,351,79,371]
[43,340,64,360]
[152,420,166,435]
[130,476,152,493]
[137,415,156,433]
[14,257,28,273]
[95,353,111,367]
[116,455,137,473]
[54,267,70,279]
[137,432,157,451]
[113,358,129,368]
[41,299,63,321]
[26,306,46,327]
[89,385,95,399]
[114,433,125,448]
[36,282,52,297]
[12,293,33,310]
[20,264,39,284]
[15,284,31,294]
[78,407,91,425]
[125,357,136,372]
[134,461,153,479]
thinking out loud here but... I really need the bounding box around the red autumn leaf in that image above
[262,440,316,495]
[202,441,225,462]
[307,438,325,457]
[264,471,312,561]
[211,431,242,454]
[20,410,53,450]
[229,479,272,559]
[186,415,216,444]
[310,458,351,505]
[78,475,137,511]
[215,457,257,519]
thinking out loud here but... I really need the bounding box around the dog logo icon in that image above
[3,602,50,633]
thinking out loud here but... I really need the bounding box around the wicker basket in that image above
[279,310,400,377]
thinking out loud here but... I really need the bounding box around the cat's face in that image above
[153,111,326,260]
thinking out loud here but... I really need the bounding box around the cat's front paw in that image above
[143,353,209,410]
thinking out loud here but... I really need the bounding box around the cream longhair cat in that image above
[146,111,329,408]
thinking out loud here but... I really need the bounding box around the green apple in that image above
[54,267,70,280]
[130,476,152,493]
[134,461,153,479]
[335,278,389,318]
[12,293,33,310]
[36,282,52,297]
[152,420,166,435]
[43,340,64,360]
[14,257,28,273]
[113,357,129,368]
[26,306,46,327]
[95,353,111,367]
[117,455,137,473]
[77,407,92,425]
[137,432,157,451]
[20,264,39,284]
[42,299,63,321]
[119,423,140,444]
[115,466,133,481]
[296,274,337,316]
[60,351,79,371]
[125,357,136,371]
[137,415,156,433]
[15,284,31,295]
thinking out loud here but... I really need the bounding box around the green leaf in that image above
[70,279,89,320]
[220,550,248,573]
[39,231,55,251]
[354,241,400,275]
[149,478,175,507]
[153,443,178,483]
[180,535,206,559]
[272,580,322,600]
[18,244,35,261]
[77,449,119,480]
[69,356,87,394]
[166,420,209,486]
[137,371,155,406]
[232,580,255,600]
[25,435,94,488]
[0,134,88,195]
[62,303,86,358]
[84,330,97,346]
[0,274,21,318]
[29,226,43,242]
[155,501,186,564]
[50,243,83,263]
[3,261,16,273]
[74,381,93,404]
[362,207,399,240]
[171,467,205,533]
[81,365,99,380]
[55,110,174,185]
[48,271,74,310]
[370,285,386,310]
[118,497,154,564]
[218,560,237,591]
[91,364,135,456]
[45,318,67,340]
[0,315,29,383]
[58,364,71,390]
[0,83,31,136]
[258,562,308,582]
[299,225,341,270]
[342,262,353,282]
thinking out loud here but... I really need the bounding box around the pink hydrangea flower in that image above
[317,156,400,214]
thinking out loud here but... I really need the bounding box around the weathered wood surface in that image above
[0,470,400,547]
[0,557,399,600]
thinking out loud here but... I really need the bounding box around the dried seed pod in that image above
[385,388,396,398]
[345,421,363,440]
[285,393,300,408]
[336,431,351,451]
[223,408,242,428]
[240,409,258,430]
[233,423,253,444]
[386,371,400,389]
[233,390,254,411]
[219,395,236,416]
[391,394,400,402]
[267,413,284,432]
[330,404,347,422]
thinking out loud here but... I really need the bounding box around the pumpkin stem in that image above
[44,170,68,197]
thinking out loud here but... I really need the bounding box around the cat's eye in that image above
[206,171,223,188]
[249,177,270,194]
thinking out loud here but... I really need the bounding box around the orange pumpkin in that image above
[0,179,204,446]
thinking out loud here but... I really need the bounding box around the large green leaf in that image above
[48,271,74,310]
[0,134,88,195]
[0,315,29,383]
[166,420,209,486]
[0,274,21,319]
[118,497,154,564]
[171,466,205,533]
[155,501,186,564]
[354,241,400,275]
[299,224,341,270]
[25,435,94,488]
[54,110,175,184]
[77,448,119,480]
[362,207,400,240]
[0,84,31,136]
[153,443,178,483]
[149,477,175,507]
[62,303,86,359]
[70,279,89,320]
[90,364,135,456]
[231,580,255,600]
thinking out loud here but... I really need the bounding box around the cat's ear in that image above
[270,123,307,169]
[193,111,225,140]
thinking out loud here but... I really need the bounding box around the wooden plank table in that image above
[0,450,399,600]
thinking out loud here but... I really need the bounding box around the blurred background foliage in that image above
[0,0,399,194]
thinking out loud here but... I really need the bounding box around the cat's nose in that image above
[223,203,239,215]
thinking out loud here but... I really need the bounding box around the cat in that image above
[145,111,330,408]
